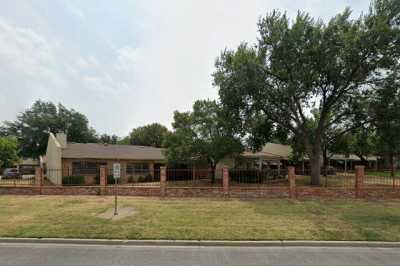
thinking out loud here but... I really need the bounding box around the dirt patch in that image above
[97,207,136,221]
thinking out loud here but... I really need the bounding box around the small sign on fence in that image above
[113,163,121,179]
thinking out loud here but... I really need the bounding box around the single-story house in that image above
[44,133,379,185]
[231,143,378,172]
[328,154,378,171]
[236,143,292,171]
[45,133,165,185]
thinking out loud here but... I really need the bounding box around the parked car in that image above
[2,168,21,179]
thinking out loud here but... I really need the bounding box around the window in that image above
[72,161,107,175]
[126,163,149,174]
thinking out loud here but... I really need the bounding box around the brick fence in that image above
[1,165,400,199]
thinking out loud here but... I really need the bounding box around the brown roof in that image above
[243,143,379,162]
[62,143,165,161]
[329,154,378,161]
[19,158,40,165]
[243,143,292,160]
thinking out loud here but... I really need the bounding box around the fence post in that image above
[192,167,196,184]
[35,167,43,194]
[355,165,365,198]
[160,166,167,197]
[223,167,229,196]
[149,163,155,178]
[100,166,107,195]
[288,166,296,199]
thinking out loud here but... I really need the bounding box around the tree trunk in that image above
[356,154,368,166]
[390,152,395,178]
[310,143,322,186]
[210,164,216,184]
[323,145,328,177]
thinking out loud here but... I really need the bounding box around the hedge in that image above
[62,175,85,186]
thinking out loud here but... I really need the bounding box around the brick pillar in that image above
[223,167,229,195]
[192,167,196,184]
[35,167,43,194]
[288,166,296,199]
[100,166,107,195]
[355,165,365,198]
[160,166,167,197]
[35,167,43,186]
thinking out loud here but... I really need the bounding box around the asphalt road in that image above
[0,243,399,266]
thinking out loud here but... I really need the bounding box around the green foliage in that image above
[213,0,400,184]
[1,100,98,158]
[107,175,116,184]
[62,176,85,186]
[370,71,400,170]
[346,128,377,161]
[163,100,243,173]
[99,134,119,144]
[128,123,168,147]
[118,136,130,145]
[0,136,19,168]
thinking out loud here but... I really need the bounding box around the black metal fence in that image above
[19,166,36,175]
[166,169,223,187]
[294,169,400,189]
[6,166,400,190]
[295,169,355,188]
[107,167,160,187]
[0,167,36,186]
[45,167,222,187]
[46,168,100,186]
[364,170,400,188]
[0,175,35,186]
[229,169,288,187]
[44,167,161,186]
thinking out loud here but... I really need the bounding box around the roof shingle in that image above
[62,143,165,160]
[243,143,292,160]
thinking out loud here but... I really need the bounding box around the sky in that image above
[0,0,370,137]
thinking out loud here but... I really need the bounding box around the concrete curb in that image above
[0,238,400,248]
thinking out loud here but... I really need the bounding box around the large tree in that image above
[163,100,243,182]
[99,134,119,144]
[1,100,98,158]
[0,136,19,169]
[128,123,168,148]
[370,71,400,177]
[213,0,400,185]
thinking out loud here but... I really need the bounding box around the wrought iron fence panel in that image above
[166,168,223,187]
[229,168,289,187]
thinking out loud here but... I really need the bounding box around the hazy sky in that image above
[0,0,370,136]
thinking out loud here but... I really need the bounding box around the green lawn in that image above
[0,196,400,241]
[366,171,400,177]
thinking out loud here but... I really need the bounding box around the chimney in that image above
[56,132,67,148]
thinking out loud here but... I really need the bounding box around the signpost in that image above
[113,163,121,215]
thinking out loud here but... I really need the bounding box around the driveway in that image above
[0,243,399,266]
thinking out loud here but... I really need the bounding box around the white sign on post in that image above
[113,163,121,179]
[112,163,120,216]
